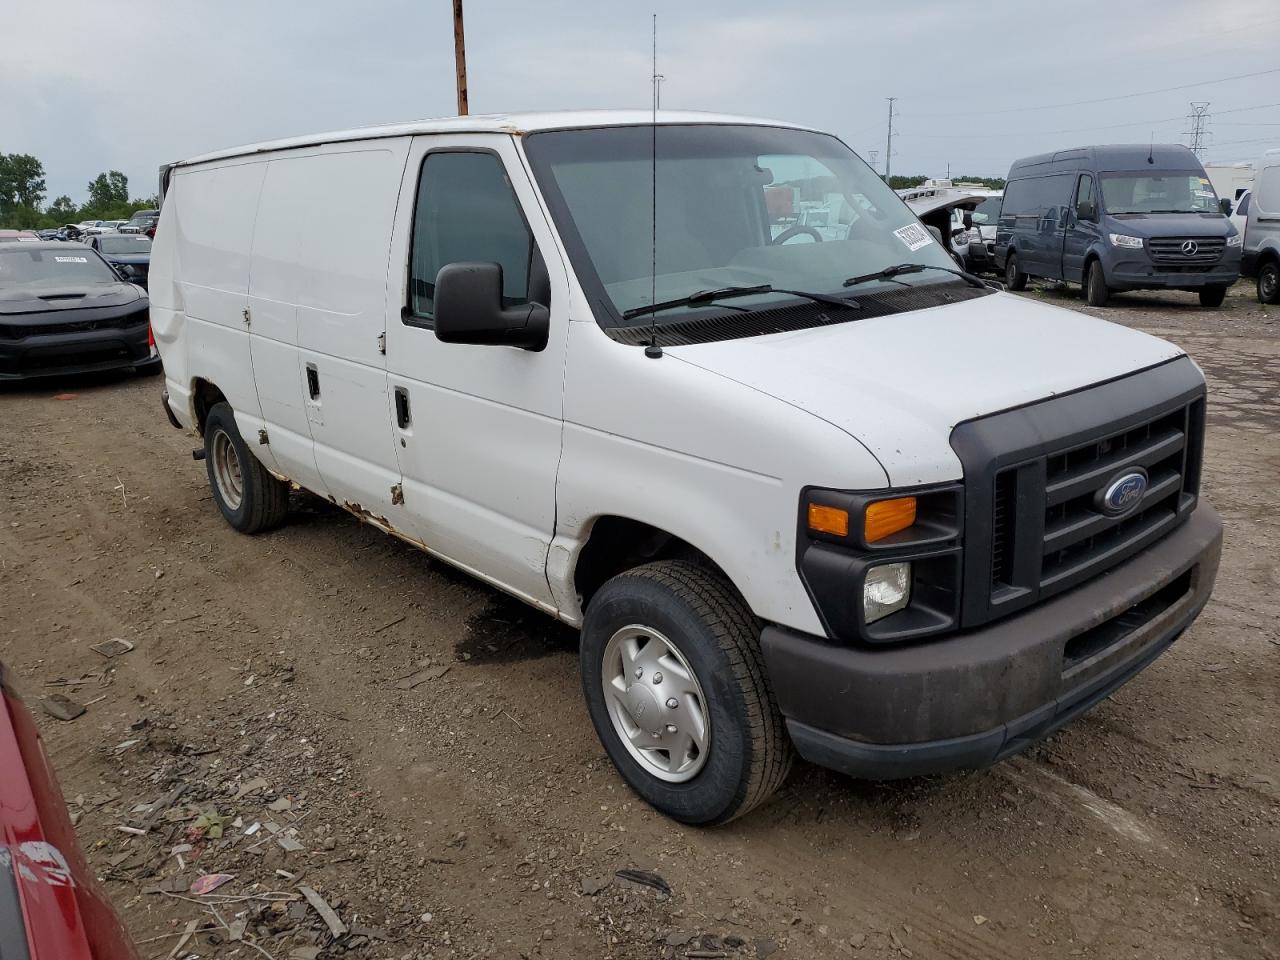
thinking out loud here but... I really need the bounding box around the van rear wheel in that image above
[1198,285,1227,308]
[203,402,289,534]
[1004,252,1027,291]
[1259,260,1280,305]
[580,560,792,825]
[1085,260,1110,306]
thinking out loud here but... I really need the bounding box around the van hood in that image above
[1105,212,1233,237]
[666,290,1185,486]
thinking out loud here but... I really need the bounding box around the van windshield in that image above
[1100,172,1220,215]
[971,196,1003,224]
[523,124,960,328]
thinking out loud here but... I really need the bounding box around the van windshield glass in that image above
[1100,172,1220,214]
[971,196,1002,224]
[523,125,960,327]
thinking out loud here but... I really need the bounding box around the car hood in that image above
[0,283,142,315]
[666,290,1185,486]
[1104,212,1234,237]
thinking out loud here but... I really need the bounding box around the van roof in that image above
[167,110,815,170]
[1008,143,1201,178]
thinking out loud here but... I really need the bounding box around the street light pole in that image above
[453,0,468,116]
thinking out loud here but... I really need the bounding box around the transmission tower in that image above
[1186,102,1211,159]
[884,97,897,180]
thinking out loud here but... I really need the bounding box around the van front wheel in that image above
[1004,252,1027,291]
[1258,260,1280,304]
[1198,285,1228,308]
[203,402,289,534]
[580,560,792,824]
[1085,260,1110,306]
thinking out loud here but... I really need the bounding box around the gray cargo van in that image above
[995,144,1242,307]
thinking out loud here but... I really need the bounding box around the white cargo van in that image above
[1242,149,1280,304]
[152,112,1222,824]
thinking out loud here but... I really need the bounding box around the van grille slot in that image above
[1147,236,1225,266]
[990,469,1016,587]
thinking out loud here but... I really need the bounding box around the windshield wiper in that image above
[842,262,991,292]
[621,284,860,320]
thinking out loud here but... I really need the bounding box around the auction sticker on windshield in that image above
[893,223,933,252]
[54,256,88,263]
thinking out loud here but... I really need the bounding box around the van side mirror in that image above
[962,212,974,229]
[1219,197,1232,216]
[433,262,549,351]
[1076,199,1097,222]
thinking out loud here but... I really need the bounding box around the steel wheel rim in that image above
[1006,256,1017,285]
[211,429,244,510]
[601,624,710,783]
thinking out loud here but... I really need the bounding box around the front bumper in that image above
[762,502,1222,779]
[0,321,152,380]
[1109,253,1241,290]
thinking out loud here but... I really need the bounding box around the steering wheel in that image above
[771,225,824,245]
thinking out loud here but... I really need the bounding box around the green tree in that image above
[0,153,48,219]
[46,195,78,222]
[86,170,129,211]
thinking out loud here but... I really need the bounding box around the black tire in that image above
[1258,259,1280,305]
[580,560,793,825]
[1004,251,1027,291]
[1085,259,1110,306]
[1198,285,1228,308]
[203,402,289,534]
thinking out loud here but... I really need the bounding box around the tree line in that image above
[0,153,158,229]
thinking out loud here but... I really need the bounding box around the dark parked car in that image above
[118,210,159,235]
[86,233,151,288]
[0,241,158,380]
[2,663,139,960]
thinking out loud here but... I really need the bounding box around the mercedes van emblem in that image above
[1096,469,1149,517]
[1181,240,1199,256]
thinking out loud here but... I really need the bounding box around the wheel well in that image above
[1083,251,1100,277]
[573,517,731,611]
[191,379,227,434]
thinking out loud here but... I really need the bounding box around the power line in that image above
[910,66,1280,119]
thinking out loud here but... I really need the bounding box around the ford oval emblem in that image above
[1096,469,1149,517]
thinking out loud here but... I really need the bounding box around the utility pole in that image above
[1186,101,1210,159]
[453,0,468,116]
[884,97,897,182]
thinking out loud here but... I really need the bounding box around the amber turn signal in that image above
[807,503,849,537]
[864,496,917,542]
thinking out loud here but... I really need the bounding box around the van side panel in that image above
[290,145,410,519]
[164,161,272,453]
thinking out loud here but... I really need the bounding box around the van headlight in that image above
[864,562,911,624]
[800,485,963,643]
[1109,233,1144,249]
[1227,233,1243,247]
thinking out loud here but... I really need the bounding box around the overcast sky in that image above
[5,0,1280,203]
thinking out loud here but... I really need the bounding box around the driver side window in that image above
[408,151,532,325]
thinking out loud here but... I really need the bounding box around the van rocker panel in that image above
[760,501,1221,779]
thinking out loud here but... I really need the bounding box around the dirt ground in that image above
[1,279,1277,960]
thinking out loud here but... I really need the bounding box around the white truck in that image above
[151,111,1222,824]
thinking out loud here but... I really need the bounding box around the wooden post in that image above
[453,0,468,116]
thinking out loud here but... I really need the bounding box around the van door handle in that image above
[394,387,411,428]
[306,363,320,399]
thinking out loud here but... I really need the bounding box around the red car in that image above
[0,664,138,960]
